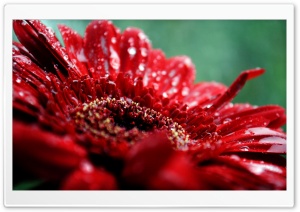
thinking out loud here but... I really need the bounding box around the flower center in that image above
[72,97,190,150]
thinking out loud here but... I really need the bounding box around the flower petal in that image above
[13,121,87,180]
[122,132,201,189]
[217,105,286,129]
[156,56,196,100]
[183,82,227,108]
[122,132,173,187]
[58,24,89,76]
[142,49,166,89]
[13,20,82,78]
[222,127,286,154]
[119,27,151,81]
[61,161,117,190]
[84,20,121,79]
[197,155,286,189]
[208,68,265,112]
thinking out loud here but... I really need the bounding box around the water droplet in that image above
[161,70,167,75]
[223,118,232,124]
[240,146,249,151]
[169,70,176,77]
[162,92,168,98]
[138,32,147,40]
[63,55,69,60]
[151,72,157,77]
[16,78,21,83]
[111,37,117,44]
[140,48,148,57]
[181,87,189,96]
[138,64,145,71]
[171,76,180,86]
[19,91,24,97]
[77,49,88,62]
[259,136,285,144]
[109,46,120,70]
[128,47,136,56]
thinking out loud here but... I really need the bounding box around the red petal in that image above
[13,121,87,179]
[61,161,117,190]
[122,132,173,187]
[156,56,196,100]
[120,27,151,80]
[208,68,265,112]
[197,155,286,189]
[84,20,121,79]
[58,24,89,76]
[183,82,227,108]
[222,127,286,154]
[218,105,286,129]
[13,20,82,78]
[142,49,166,88]
[123,132,201,189]
[148,152,202,190]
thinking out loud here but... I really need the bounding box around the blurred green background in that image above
[13,20,286,109]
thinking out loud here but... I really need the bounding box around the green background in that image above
[14,20,286,109]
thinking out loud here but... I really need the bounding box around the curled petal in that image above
[13,121,86,180]
[208,68,265,112]
[61,161,117,190]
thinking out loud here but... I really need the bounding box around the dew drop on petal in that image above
[223,118,232,124]
[111,37,117,44]
[109,46,120,70]
[16,78,21,83]
[128,47,136,56]
[138,64,145,71]
[19,91,24,97]
[140,48,148,57]
[240,146,249,151]
[181,87,189,96]
[169,70,176,77]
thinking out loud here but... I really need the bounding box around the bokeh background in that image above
[13,20,286,109]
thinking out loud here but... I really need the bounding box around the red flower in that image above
[13,20,286,190]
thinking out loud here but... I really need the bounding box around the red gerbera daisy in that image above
[13,20,286,190]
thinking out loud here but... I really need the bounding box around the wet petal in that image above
[14,20,82,78]
[157,56,196,99]
[197,155,286,189]
[84,20,121,79]
[218,105,286,129]
[142,49,166,89]
[58,24,89,76]
[222,127,286,154]
[120,27,151,80]
[183,82,227,108]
